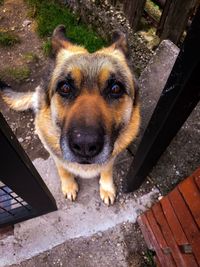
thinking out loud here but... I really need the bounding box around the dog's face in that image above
[46,26,138,165]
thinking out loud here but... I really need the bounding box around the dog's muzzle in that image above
[60,124,112,164]
[69,125,104,159]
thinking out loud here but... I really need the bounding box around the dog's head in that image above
[46,25,139,165]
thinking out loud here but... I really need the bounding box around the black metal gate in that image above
[0,112,57,228]
[125,5,200,192]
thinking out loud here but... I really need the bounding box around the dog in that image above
[0,25,140,205]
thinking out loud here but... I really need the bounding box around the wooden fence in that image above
[110,0,199,45]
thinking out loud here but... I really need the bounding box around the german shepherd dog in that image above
[0,25,140,205]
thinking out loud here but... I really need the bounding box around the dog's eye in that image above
[111,84,121,94]
[109,83,124,99]
[57,82,72,97]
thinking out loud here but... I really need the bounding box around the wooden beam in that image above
[157,0,198,44]
[123,0,147,31]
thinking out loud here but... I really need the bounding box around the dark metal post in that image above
[0,112,57,227]
[125,6,200,192]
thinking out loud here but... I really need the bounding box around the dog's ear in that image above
[111,31,129,58]
[51,25,72,55]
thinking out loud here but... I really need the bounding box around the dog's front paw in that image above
[100,184,116,205]
[62,180,79,201]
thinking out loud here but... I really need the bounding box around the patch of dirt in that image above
[0,0,50,160]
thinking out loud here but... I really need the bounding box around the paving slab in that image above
[130,39,180,152]
[9,222,147,267]
[0,156,159,267]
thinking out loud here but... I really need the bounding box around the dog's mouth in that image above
[77,159,94,165]
[79,161,90,164]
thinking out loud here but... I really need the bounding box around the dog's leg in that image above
[56,163,78,201]
[99,162,116,205]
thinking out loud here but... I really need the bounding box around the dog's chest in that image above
[63,162,103,178]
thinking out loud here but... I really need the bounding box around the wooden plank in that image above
[161,196,189,245]
[154,0,166,8]
[160,197,198,266]
[157,0,198,44]
[169,188,200,264]
[152,202,187,267]
[146,210,176,267]
[194,169,200,191]
[138,213,175,267]
[123,0,146,31]
[110,0,117,6]
[146,210,170,252]
[156,0,171,36]
[155,256,162,267]
[178,176,200,228]
[137,214,154,251]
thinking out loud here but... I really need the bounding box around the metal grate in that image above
[0,182,35,226]
[0,111,57,228]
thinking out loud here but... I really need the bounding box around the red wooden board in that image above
[160,196,197,266]
[138,214,174,267]
[138,167,200,267]
[138,212,176,267]
[178,175,200,228]
[160,196,188,246]
[169,188,200,264]
[152,202,187,266]
[194,170,200,191]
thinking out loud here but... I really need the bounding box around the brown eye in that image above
[57,81,72,97]
[61,83,71,94]
[111,84,121,94]
[109,83,124,98]
[103,79,125,100]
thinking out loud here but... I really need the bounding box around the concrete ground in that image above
[1,156,159,267]
[0,40,199,267]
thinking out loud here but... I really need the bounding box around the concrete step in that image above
[9,222,146,267]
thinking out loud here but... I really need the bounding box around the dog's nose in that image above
[69,127,104,158]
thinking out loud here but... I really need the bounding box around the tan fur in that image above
[56,162,78,201]
[99,161,116,205]
[98,68,111,88]
[35,106,61,156]
[0,26,140,205]
[71,67,83,88]
[64,93,113,133]
[2,91,34,111]
[113,104,140,156]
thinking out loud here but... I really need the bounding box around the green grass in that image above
[26,0,106,54]
[0,66,31,82]
[22,52,39,63]
[0,0,4,5]
[145,0,161,23]
[144,250,156,267]
[0,32,20,47]
[42,40,52,56]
